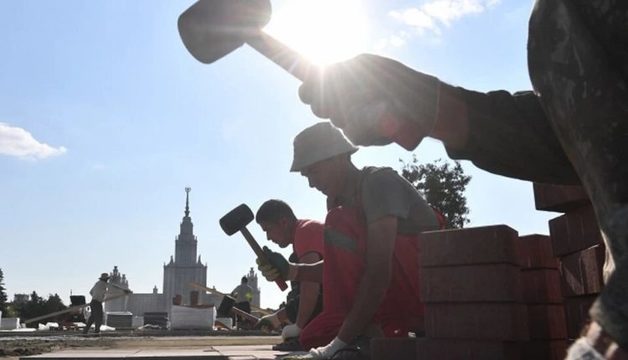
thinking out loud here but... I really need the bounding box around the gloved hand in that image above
[308,337,348,359]
[256,246,289,282]
[298,54,440,149]
[281,324,301,340]
[255,312,281,330]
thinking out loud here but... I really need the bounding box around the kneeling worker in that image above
[255,200,324,347]
[259,122,440,359]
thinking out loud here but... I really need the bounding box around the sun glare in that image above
[265,0,369,65]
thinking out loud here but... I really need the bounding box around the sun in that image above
[264,0,369,65]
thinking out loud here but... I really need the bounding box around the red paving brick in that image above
[425,303,529,340]
[522,340,569,360]
[521,269,563,304]
[560,245,605,297]
[533,183,589,213]
[527,304,568,340]
[370,337,416,360]
[416,338,523,360]
[421,225,520,266]
[564,295,597,339]
[421,264,522,302]
[549,205,603,257]
[518,234,559,269]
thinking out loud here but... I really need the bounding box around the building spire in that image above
[184,187,191,218]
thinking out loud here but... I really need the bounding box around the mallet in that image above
[178,0,311,81]
[219,204,288,291]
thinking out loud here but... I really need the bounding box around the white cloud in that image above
[0,122,67,160]
[389,0,500,38]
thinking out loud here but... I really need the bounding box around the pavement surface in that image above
[21,345,307,359]
[0,334,309,360]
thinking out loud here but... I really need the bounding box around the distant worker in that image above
[296,2,628,357]
[254,199,324,350]
[259,122,441,358]
[83,272,109,334]
[231,276,254,324]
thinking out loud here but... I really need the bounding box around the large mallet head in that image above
[178,0,271,64]
[219,203,254,235]
[219,204,288,291]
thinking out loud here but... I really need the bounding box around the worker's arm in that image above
[257,247,324,283]
[337,215,397,343]
[294,251,323,329]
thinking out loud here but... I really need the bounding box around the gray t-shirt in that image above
[330,166,439,234]
[361,167,439,233]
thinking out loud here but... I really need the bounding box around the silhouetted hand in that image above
[298,54,440,147]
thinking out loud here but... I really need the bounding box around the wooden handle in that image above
[246,31,312,81]
[231,306,260,323]
[240,227,288,291]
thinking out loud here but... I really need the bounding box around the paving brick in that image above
[549,205,603,257]
[528,304,568,340]
[522,340,569,360]
[421,225,519,266]
[518,234,559,269]
[370,337,416,360]
[421,264,522,303]
[560,245,605,297]
[564,295,597,339]
[416,339,522,360]
[521,269,563,304]
[533,183,589,212]
[425,303,529,340]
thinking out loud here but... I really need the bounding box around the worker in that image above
[296,2,628,358]
[230,276,254,326]
[254,199,324,350]
[259,122,440,358]
[83,272,109,334]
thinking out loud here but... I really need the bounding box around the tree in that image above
[0,268,7,314]
[400,156,471,228]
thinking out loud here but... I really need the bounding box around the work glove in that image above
[281,324,301,340]
[308,337,348,359]
[255,312,281,331]
[256,246,289,282]
[298,54,440,149]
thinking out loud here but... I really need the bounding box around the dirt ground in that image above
[0,332,281,359]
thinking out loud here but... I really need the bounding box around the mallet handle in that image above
[246,31,311,81]
[240,227,288,291]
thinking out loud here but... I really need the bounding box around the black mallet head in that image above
[219,203,254,236]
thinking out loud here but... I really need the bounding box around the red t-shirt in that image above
[293,219,324,260]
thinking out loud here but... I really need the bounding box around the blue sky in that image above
[0,0,556,310]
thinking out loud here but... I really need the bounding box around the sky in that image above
[0,0,560,310]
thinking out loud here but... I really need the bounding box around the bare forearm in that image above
[289,261,323,283]
[295,281,321,329]
[337,270,390,342]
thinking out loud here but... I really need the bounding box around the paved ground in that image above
[1,334,307,360]
[21,344,307,359]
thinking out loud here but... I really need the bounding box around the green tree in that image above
[400,157,471,228]
[0,268,7,314]
[17,292,67,326]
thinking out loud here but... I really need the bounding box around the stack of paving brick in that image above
[518,234,568,359]
[533,183,605,340]
[416,225,528,360]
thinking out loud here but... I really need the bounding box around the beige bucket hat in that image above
[290,122,358,172]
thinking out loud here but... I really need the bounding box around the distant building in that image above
[245,267,261,308]
[13,294,29,304]
[105,188,230,316]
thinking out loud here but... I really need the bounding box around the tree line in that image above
[0,268,67,327]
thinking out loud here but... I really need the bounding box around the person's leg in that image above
[93,302,103,333]
[83,312,93,334]
[529,0,628,353]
